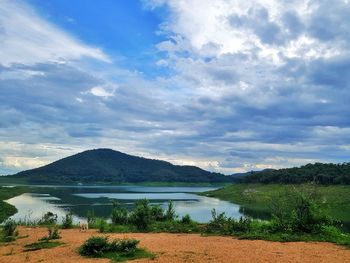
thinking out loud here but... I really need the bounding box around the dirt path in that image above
[0,227,349,263]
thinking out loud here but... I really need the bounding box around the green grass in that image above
[102,248,156,262]
[202,184,350,229]
[23,241,64,251]
[0,186,27,223]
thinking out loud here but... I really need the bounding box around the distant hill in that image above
[9,149,234,184]
[238,163,350,184]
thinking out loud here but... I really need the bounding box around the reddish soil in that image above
[0,227,349,263]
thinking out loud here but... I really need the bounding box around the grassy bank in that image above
[202,184,350,228]
[0,186,27,223]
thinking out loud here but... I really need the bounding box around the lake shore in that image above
[1,227,349,263]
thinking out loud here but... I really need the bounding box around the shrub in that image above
[150,205,165,221]
[130,199,152,231]
[62,213,73,229]
[229,217,252,233]
[109,238,139,253]
[270,186,333,234]
[79,236,140,257]
[181,214,191,224]
[98,218,108,233]
[87,210,96,225]
[79,236,110,257]
[205,209,231,234]
[2,219,18,238]
[40,226,61,241]
[111,202,128,225]
[39,212,58,225]
[165,201,176,221]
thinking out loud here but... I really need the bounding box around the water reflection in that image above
[5,186,242,223]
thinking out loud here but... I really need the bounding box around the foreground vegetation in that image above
[1,184,350,250]
[79,236,155,262]
[202,183,350,230]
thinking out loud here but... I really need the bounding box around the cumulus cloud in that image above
[1,0,350,174]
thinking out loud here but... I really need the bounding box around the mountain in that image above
[238,163,350,184]
[10,149,233,184]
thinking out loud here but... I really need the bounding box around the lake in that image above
[5,185,243,223]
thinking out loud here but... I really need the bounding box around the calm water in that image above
[5,185,243,223]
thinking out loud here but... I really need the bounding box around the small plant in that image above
[130,199,152,231]
[40,226,61,241]
[39,212,58,225]
[24,241,63,252]
[2,219,18,239]
[165,201,176,221]
[98,218,108,233]
[79,236,110,257]
[111,201,129,225]
[150,205,165,221]
[87,210,96,225]
[62,213,73,229]
[181,214,191,224]
[79,236,154,262]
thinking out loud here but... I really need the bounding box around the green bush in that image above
[109,238,139,253]
[130,199,152,231]
[40,226,61,241]
[62,213,73,229]
[270,186,332,234]
[39,212,58,225]
[181,214,191,224]
[79,236,110,257]
[205,209,231,234]
[98,218,108,233]
[165,201,176,221]
[150,205,165,221]
[87,210,96,225]
[2,219,18,238]
[111,202,129,225]
[79,236,140,257]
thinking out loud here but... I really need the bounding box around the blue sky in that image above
[0,0,350,175]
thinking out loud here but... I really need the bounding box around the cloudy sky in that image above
[1,0,350,175]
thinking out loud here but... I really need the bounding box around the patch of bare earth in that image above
[0,227,349,263]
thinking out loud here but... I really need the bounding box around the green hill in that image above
[239,162,350,184]
[8,149,233,184]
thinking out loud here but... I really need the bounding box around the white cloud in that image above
[0,0,110,65]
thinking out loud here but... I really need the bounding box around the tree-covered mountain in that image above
[238,162,350,184]
[10,149,233,184]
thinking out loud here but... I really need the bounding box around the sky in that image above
[0,0,350,175]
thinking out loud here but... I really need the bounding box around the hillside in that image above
[8,149,233,184]
[238,162,350,184]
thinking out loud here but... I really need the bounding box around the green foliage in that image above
[239,162,350,184]
[181,214,191,224]
[129,199,152,231]
[79,236,110,256]
[24,241,63,251]
[39,212,57,225]
[203,184,350,229]
[150,205,165,221]
[62,213,73,229]
[111,201,129,225]
[79,236,141,258]
[86,210,96,225]
[98,218,108,233]
[2,219,18,238]
[270,187,332,233]
[165,200,176,221]
[40,226,61,241]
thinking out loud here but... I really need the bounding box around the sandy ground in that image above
[0,227,349,263]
